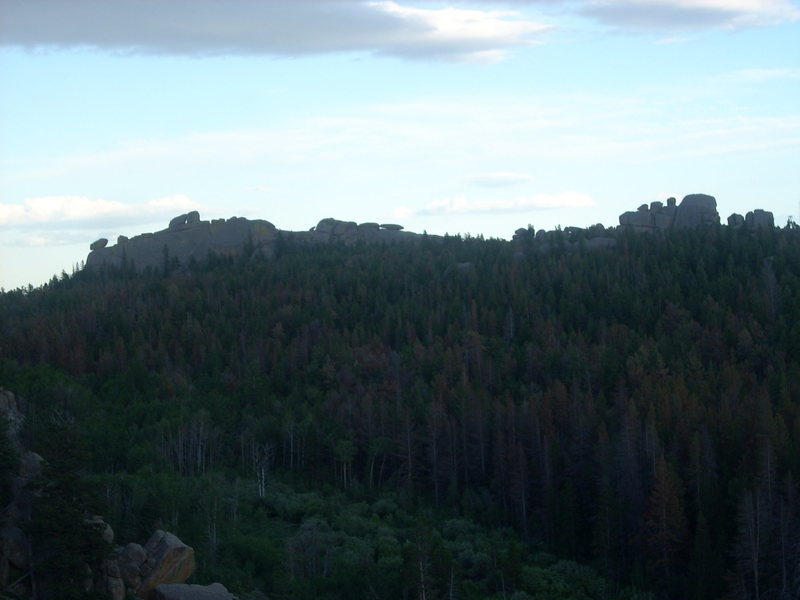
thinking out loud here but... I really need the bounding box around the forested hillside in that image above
[2,225,800,599]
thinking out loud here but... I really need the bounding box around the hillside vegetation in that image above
[2,225,800,599]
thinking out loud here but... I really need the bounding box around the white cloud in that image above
[469,171,534,187]
[418,192,595,215]
[0,0,552,61]
[0,195,197,228]
[581,0,800,30]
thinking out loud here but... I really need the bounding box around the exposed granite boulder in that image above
[673,194,719,228]
[137,530,196,599]
[152,582,236,600]
[380,223,404,231]
[90,238,108,251]
[745,209,774,229]
[118,542,147,589]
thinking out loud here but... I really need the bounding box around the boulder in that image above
[118,542,147,588]
[169,214,188,230]
[315,218,337,235]
[90,238,109,251]
[152,582,236,600]
[358,222,380,229]
[728,213,745,228]
[674,194,719,228]
[619,210,654,231]
[380,223,404,231]
[681,193,717,211]
[745,209,774,229]
[186,211,200,224]
[137,531,195,599]
[85,516,114,545]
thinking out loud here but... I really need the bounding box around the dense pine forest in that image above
[2,224,800,599]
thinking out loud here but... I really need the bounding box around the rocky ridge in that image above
[86,194,778,273]
[86,213,429,272]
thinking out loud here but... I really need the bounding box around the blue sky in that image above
[1,0,799,289]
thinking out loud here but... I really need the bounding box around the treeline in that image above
[2,226,800,599]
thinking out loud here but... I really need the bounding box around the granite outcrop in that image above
[86,214,437,272]
[619,194,720,232]
[619,193,775,233]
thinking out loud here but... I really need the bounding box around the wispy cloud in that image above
[416,192,595,216]
[468,172,534,187]
[0,195,197,229]
[719,67,800,83]
[0,0,552,62]
[580,0,800,30]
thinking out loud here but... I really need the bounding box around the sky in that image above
[1,0,799,290]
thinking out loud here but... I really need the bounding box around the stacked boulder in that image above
[619,194,719,232]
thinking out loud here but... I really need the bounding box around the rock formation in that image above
[86,214,279,272]
[619,194,719,232]
[86,213,438,273]
[136,530,196,599]
[745,209,775,229]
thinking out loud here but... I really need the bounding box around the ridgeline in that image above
[1,193,798,600]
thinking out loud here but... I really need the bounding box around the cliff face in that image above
[86,214,431,272]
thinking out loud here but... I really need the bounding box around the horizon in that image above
[2,0,799,290]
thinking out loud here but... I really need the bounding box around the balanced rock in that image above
[90,238,108,251]
[380,223,404,231]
